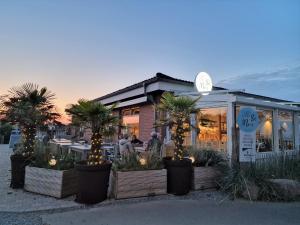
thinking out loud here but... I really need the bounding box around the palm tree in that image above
[0,83,59,156]
[65,99,118,166]
[156,92,200,160]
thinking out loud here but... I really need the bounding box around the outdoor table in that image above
[52,138,71,143]
[69,144,91,160]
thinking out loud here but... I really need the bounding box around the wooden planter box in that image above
[24,166,78,198]
[110,169,167,199]
[192,167,220,190]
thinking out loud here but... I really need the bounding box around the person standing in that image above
[146,131,162,155]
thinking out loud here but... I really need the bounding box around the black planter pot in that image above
[165,159,192,195]
[75,161,112,204]
[10,154,30,189]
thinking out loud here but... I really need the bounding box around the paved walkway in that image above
[42,199,300,225]
[0,144,80,212]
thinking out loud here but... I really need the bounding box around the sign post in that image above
[237,107,259,163]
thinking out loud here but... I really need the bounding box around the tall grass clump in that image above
[219,153,300,201]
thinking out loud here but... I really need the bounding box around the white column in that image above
[294,112,299,151]
[273,109,280,152]
[226,102,234,163]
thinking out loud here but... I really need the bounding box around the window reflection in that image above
[196,107,227,152]
[256,108,273,152]
[278,111,294,150]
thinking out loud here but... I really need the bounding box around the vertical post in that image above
[294,112,299,151]
[273,109,280,152]
[190,113,196,146]
[227,102,235,164]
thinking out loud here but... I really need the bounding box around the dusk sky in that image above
[0,0,299,121]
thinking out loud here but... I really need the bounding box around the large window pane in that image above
[236,106,274,153]
[256,108,273,152]
[278,111,294,150]
[196,107,227,152]
[121,108,140,137]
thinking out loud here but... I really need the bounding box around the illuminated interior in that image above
[121,108,140,138]
[196,107,227,152]
[256,108,273,152]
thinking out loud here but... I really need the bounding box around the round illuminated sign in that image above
[237,108,259,132]
[195,72,213,94]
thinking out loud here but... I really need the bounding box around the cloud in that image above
[216,65,300,102]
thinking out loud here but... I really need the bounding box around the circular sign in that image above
[237,107,259,132]
[195,72,213,94]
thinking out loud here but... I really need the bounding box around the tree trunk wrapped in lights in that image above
[88,132,104,165]
[22,125,37,157]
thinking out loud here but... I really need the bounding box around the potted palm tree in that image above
[156,92,200,195]
[65,99,118,204]
[0,83,58,188]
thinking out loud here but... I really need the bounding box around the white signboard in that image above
[237,107,259,162]
[195,72,212,94]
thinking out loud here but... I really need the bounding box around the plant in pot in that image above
[188,148,227,190]
[155,92,200,195]
[65,99,118,204]
[110,151,166,199]
[24,141,79,198]
[0,83,59,188]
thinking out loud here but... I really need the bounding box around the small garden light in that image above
[49,157,57,166]
[139,158,147,166]
[189,156,195,163]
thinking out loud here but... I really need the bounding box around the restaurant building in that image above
[95,72,300,162]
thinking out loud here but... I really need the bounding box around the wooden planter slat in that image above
[111,169,167,199]
[192,167,220,190]
[24,166,78,198]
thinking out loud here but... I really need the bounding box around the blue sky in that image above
[0,0,299,114]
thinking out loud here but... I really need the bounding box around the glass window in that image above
[256,108,273,152]
[278,111,294,150]
[121,108,140,137]
[236,106,274,153]
[196,107,227,152]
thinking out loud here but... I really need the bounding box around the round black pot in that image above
[10,154,30,189]
[165,159,192,195]
[75,161,112,204]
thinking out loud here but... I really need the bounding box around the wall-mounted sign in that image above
[195,72,212,94]
[237,107,259,162]
[237,107,259,132]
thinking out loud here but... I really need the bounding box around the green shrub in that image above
[187,147,227,167]
[112,151,163,172]
[30,141,78,170]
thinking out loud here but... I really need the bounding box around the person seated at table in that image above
[119,134,134,156]
[131,135,143,145]
[146,131,161,155]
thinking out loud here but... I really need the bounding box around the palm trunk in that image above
[88,132,103,165]
[174,120,185,160]
[22,125,36,157]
